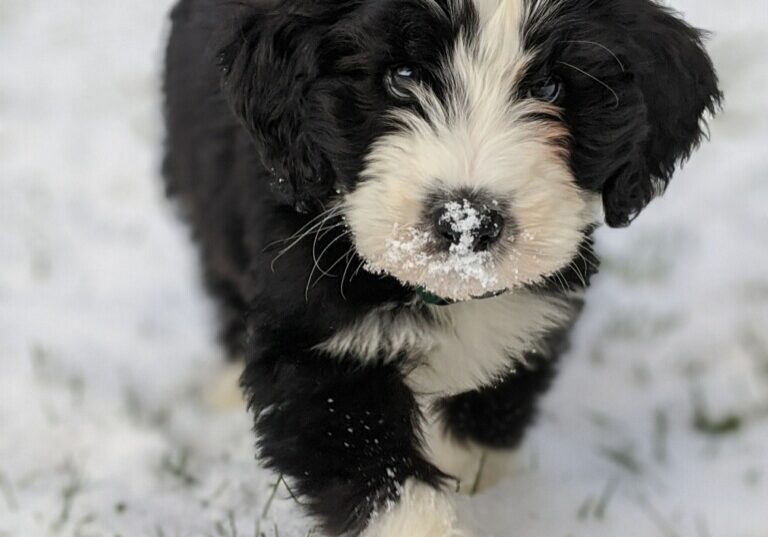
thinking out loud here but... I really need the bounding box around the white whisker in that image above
[313,242,355,290]
[353,257,367,279]
[265,206,342,248]
[563,40,626,72]
[557,61,620,108]
[270,207,344,271]
[312,216,348,277]
[305,230,352,301]
[313,229,352,279]
[339,248,356,301]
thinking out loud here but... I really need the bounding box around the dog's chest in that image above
[317,292,575,395]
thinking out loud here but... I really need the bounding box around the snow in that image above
[366,222,499,301]
[366,198,513,300]
[1,1,767,537]
[440,200,488,254]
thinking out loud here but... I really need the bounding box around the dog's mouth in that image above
[360,225,513,302]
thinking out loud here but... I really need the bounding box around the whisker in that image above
[312,210,345,261]
[563,40,626,72]
[313,243,355,290]
[339,248,356,301]
[557,60,620,108]
[270,220,342,272]
[576,249,600,272]
[567,259,588,288]
[305,231,352,301]
[315,221,347,246]
[312,216,348,277]
[313,229,351,279]
[571,243,600,274]
[546,270,563,294]
[575,261,589,288]
[553,269,570,295]
[269,208,344,271]
[352,257,367,279]
[264,206,342,249]
[541,263,570,295]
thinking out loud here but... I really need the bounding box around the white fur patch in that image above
[317,290,577,396]
[344,0,601,301]
[421,405,523,496]
[422,411,485,495]
[361,479,472,537]
[471,0,503,25]
[313,301,429,361]
[406,292,575,395]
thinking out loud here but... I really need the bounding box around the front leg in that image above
[241,349,472,537]
[428,348,563,495]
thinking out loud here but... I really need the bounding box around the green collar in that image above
[415,287,508,306]
[415,287,455,306]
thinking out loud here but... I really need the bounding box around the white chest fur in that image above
[316,291,577,396]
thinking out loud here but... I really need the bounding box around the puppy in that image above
[163,0,720,535]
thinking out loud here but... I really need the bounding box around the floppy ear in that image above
[217,3,341,214]
[603,2,722,228]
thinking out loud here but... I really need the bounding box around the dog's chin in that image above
[361,250,526,304]
[362,258,515,305]
[413,285,509,306]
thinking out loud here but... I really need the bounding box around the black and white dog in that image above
[163,0,720,535]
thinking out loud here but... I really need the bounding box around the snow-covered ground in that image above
[1,1,767,536]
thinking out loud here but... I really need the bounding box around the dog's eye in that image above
[385,65,419,101]
[528,75,563,103]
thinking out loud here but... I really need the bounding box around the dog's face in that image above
[344,1,597,300]
[220,0,720,301]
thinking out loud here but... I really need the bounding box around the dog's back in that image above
[164,0,270,352]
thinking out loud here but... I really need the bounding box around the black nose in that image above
[433,199,505,252]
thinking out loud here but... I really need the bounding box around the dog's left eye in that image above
[385,65,419,101]
[528,75,563,103]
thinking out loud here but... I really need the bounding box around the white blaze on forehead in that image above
[466,0,503,24]
[472,0,526,51]
[345,0,601,300]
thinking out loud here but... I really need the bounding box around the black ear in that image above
[217,3,341,213]
[603,2,722,228]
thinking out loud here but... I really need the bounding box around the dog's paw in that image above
[422,415,486,495]
[361,480,472,537]
[427,431,485,495]
[471,447,522,493]
[422,413,521,495]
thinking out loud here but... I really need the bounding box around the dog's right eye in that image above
[385,65,419,101]
[527,75,564,104]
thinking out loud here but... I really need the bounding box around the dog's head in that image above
[219,0,720,301]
